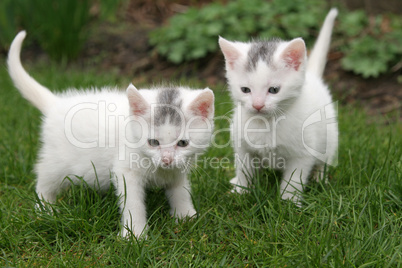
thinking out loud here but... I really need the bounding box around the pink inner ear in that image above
[189,91,214,118]
[127,89,148,115]
[281,40,306,71]
[196,101,210,118]
[219,38,240,70]
[225,52,238,70]
[131,101,147,115]
[285,50,303,71]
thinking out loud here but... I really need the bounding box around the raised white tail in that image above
[7,31,57,114]
[307,8,338,78]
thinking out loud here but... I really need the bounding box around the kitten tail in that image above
[7,31,57,114]
[307,8,338,78]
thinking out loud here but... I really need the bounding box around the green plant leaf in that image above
[339,14,402,78]
[149,0,329,64]
[338,10,368,37]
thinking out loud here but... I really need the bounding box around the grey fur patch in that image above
[246,39,281,71]
[154,87,183,126]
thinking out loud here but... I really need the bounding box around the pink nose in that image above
[162,157,173,165]
[162,157,172,165]
[162,151,174,165]
[252,103,265,111]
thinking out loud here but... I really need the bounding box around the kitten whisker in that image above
[221,107,236,118]
[215,102,233,106]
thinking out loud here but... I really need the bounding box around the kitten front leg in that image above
[165,175,196,219]
[280,158,314,206]
[231,149,256,194]
[114,170,148,239]
[313,165,328,183]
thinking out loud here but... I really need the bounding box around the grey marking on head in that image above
[246,39,281,71]
[154,87,183,126]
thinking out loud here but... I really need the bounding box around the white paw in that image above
[171,207,197,219]
[281,191,302,207]
[230,177,248,194]
[313,170,327,183]
[120,224,148,239]
[35,200,56,214]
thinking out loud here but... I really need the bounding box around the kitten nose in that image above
[162,157,173,165]
[252,103,265,111]
[162,150,174,165]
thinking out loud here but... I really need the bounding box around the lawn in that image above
[0,58,401,267]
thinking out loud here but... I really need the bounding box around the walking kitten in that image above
[8,31,215,238]
[219,9,339,205]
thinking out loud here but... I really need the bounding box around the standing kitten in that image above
[8,31,215,238]
[219,9,338,205]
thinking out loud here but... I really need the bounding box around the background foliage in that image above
[0,0,18,52]
[0,0,123,61]
[339,11,402,78]
[149,0,402,78]
[1,0,400,77]
[149,0,325,64]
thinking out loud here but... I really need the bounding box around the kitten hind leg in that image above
[35,165,67,208]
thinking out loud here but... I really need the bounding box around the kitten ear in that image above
[126,84,148,115]
[188,88,214,119]
[279,38,306,71]
[219,37,241,69]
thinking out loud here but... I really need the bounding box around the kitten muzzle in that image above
[252,103,265,111]
[161,150,175,166]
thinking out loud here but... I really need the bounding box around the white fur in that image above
[8,31,215,238]
[219,9,338,205]
[307,8,338,77]
[7,31,57,113]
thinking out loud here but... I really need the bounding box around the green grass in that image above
[0,58,401,266]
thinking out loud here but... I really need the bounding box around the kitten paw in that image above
[35,200,57,214]
[313,166,329,183]
[120,224,148,239]
[230,177,249,194]
[171,207,197,219]
[281,192,302,207]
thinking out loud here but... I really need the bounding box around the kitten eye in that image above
[268,86,280,94]
[177,140,189,147]
[241,87,251,93]
[148,139,160,147]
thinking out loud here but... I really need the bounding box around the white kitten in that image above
[219,9,339,205]
[7,31,215,238]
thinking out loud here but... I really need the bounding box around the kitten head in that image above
[219,37,307,115]
[127,84,214,170]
